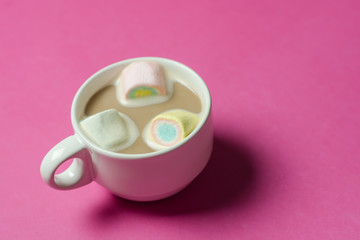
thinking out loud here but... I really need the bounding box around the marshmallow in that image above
[120,61,166,99]
[147,109,199,148]
[80,109,139,151]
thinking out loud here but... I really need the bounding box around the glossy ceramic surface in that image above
[40,57,213,201]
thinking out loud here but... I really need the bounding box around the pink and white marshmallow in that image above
[120,61,167,99]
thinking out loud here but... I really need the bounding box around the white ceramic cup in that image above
[40,57,213,201]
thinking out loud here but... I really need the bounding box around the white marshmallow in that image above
[80,109,139,151]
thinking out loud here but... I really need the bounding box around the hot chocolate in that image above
[82,75,202,154]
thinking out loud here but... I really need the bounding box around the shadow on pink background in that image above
[1,0,359,239]
[91,134,257,217]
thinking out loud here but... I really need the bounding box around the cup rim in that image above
[71,57,211,160]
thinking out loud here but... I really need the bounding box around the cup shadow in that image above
[90,133,258,221]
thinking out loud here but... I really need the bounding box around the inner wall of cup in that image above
[72,63,125,122]
[71,57,211,154]
[159,59,211,117]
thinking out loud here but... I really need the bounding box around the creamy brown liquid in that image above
[84,82,202,154]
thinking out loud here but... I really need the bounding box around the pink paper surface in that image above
[1,0,359,239]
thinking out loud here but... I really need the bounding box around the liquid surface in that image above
[84,82,202,154]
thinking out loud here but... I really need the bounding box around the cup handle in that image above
[40,135,94,190]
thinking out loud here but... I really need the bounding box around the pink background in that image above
[1,0,359,239]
